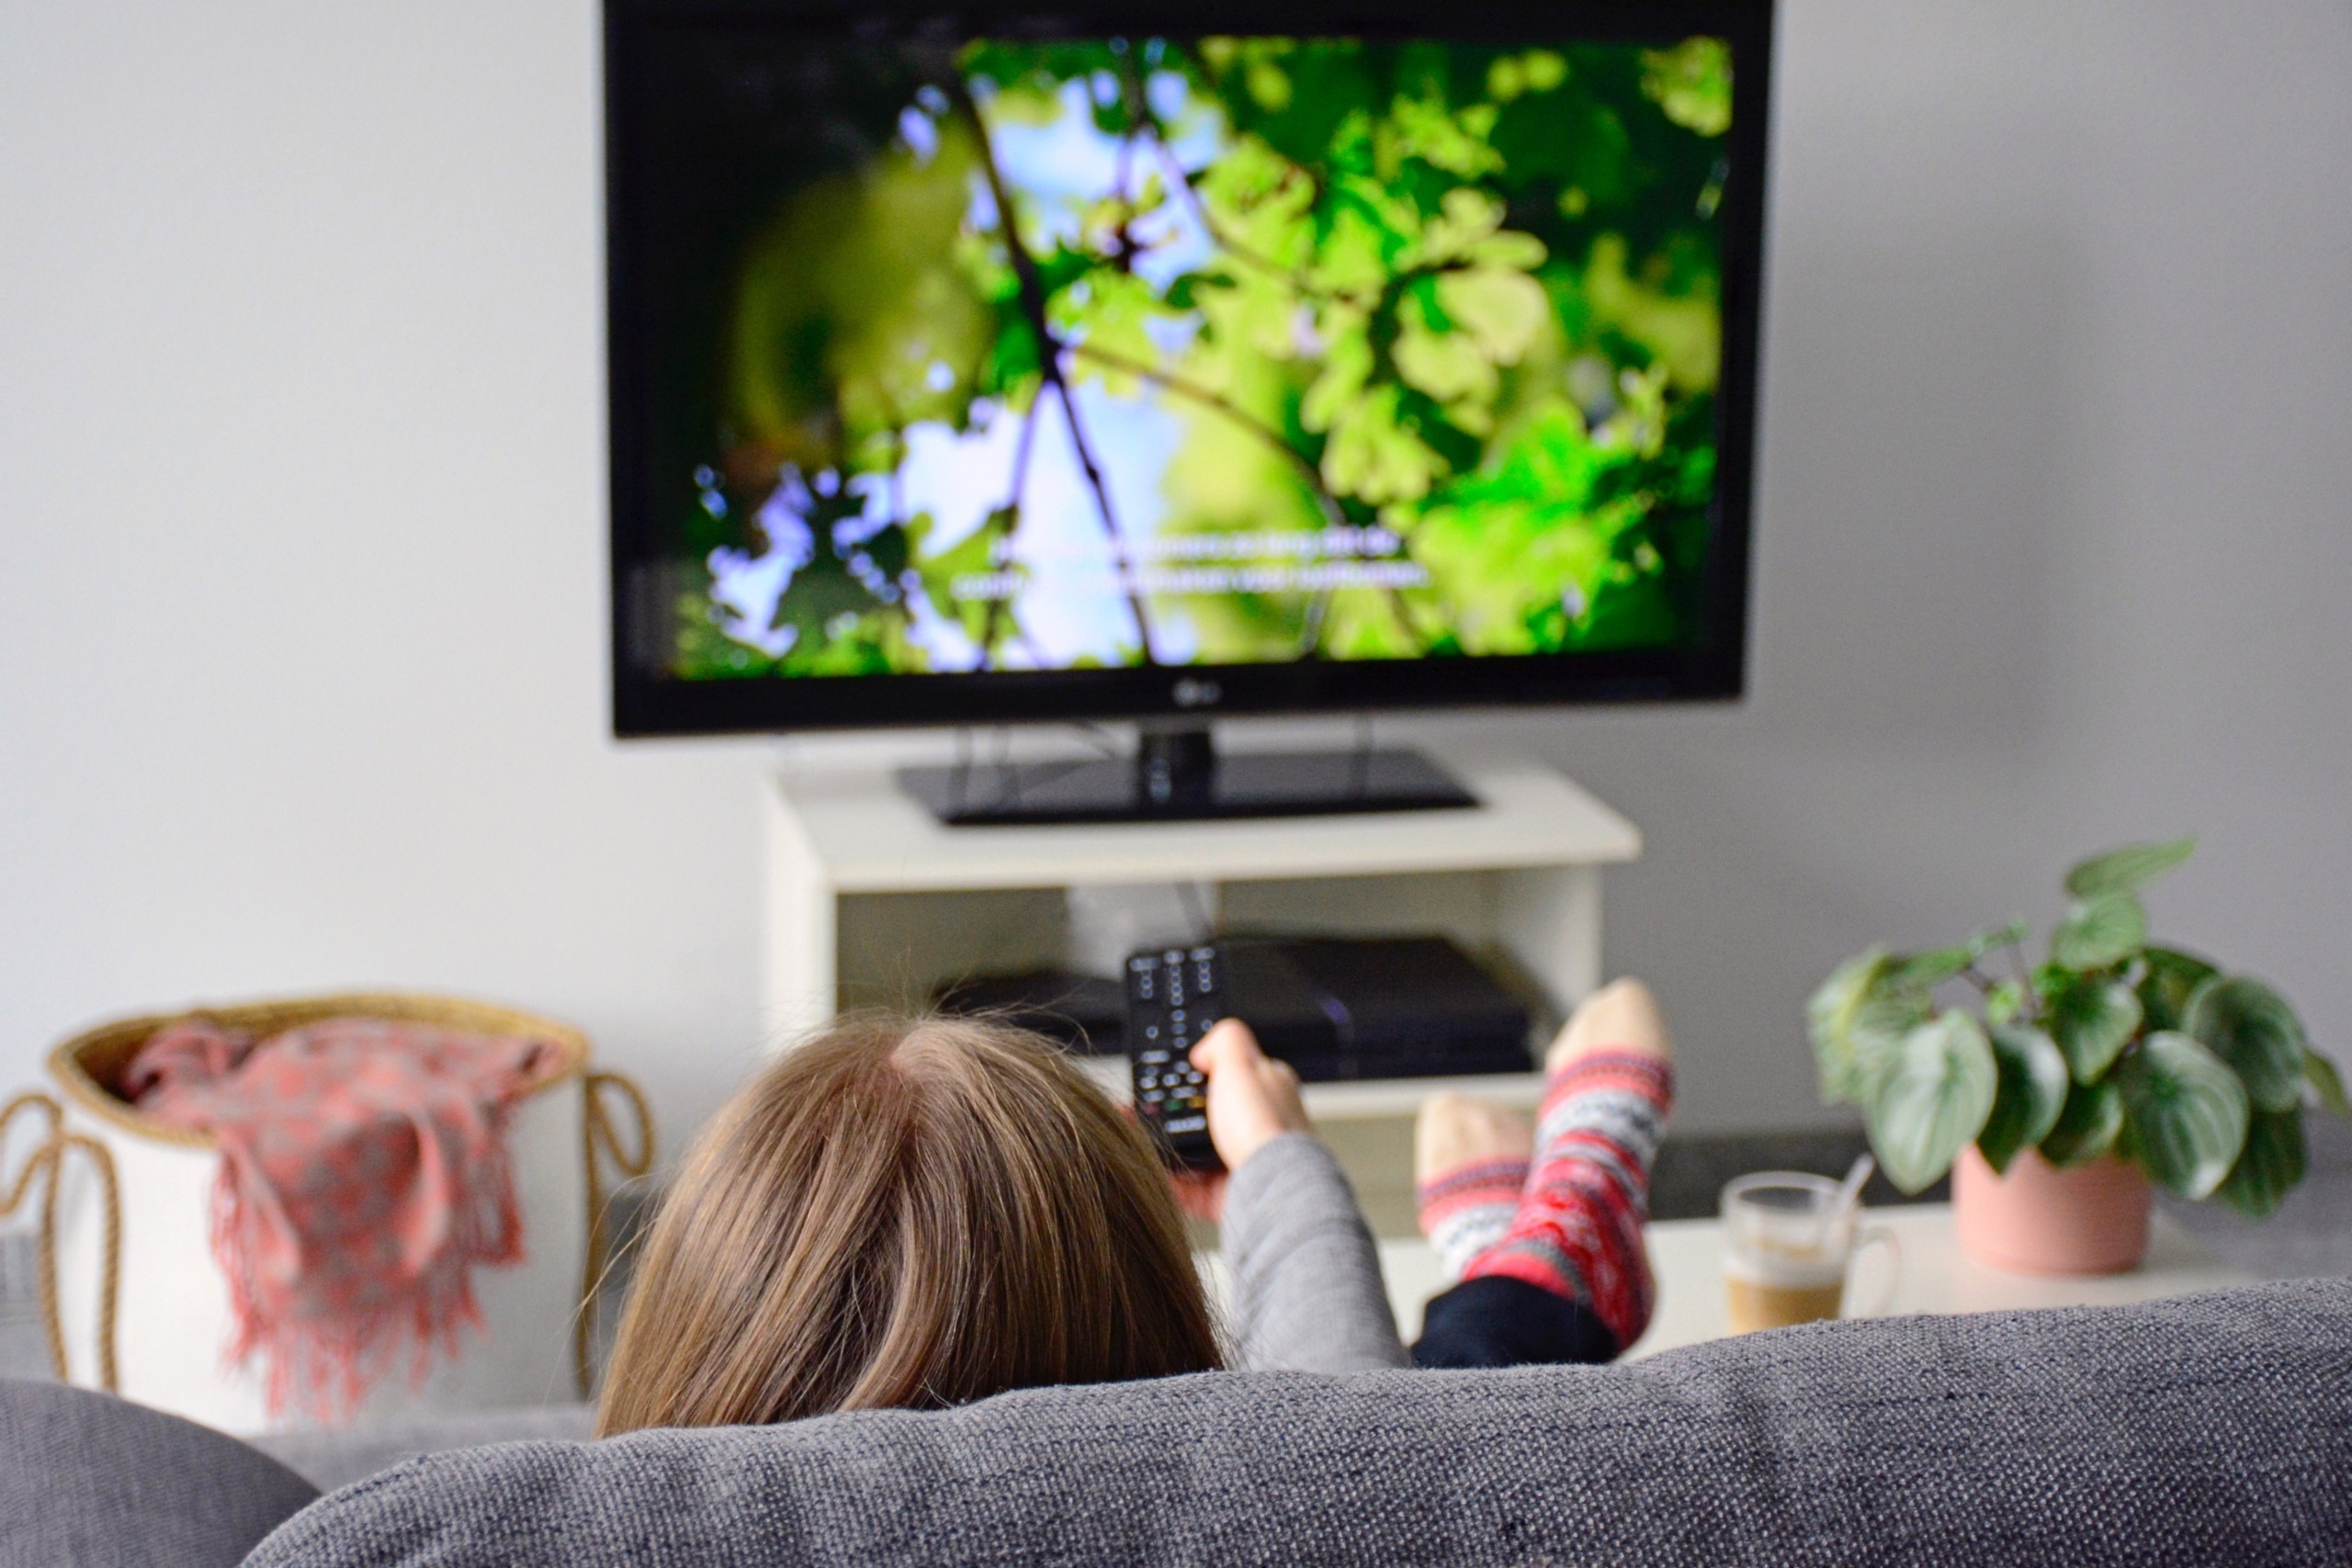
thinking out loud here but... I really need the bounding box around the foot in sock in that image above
[1414,1094,1534,1282]
[1462,979,1675,1354]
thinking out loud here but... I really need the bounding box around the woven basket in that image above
[3,991,651,1433]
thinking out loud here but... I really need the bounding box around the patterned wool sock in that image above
[1417,1156,1532,1283]
[1461,1048,1674,1355]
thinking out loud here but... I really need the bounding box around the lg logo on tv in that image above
[1171,679,1222,709]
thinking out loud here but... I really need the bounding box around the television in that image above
[606,0,1772,819]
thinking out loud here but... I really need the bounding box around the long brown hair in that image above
[596,1013,1220,1435]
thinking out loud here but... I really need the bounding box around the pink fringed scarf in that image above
[127,1015,554,1421]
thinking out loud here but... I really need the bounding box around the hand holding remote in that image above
[1190,1019,1310,1173]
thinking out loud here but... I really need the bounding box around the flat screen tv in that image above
[606,0,1772,816]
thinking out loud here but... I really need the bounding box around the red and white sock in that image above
[1461,1049,1673,1354]
[1417,1156,1532,1282]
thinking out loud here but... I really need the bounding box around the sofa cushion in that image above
[245,1280,2352,1567]
[0,1377,318,1568]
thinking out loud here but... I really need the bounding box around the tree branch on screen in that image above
[948,73,1159,665]
[975,389,1047,671]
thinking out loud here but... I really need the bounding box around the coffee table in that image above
[1373,1203,2256,1357]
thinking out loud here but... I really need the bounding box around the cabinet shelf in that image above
[763,751,1638,1122]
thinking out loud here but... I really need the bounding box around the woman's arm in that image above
[1193,1023,1410,1373]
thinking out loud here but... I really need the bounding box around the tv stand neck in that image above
[1134,725,1216,812]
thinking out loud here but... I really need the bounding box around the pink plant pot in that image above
[1952,1145,2152,1276]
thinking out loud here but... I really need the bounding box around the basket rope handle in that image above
[2,1091,122,1393]
[576,1070,655,1397]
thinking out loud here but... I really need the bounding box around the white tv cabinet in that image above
[762,751,1640,1119]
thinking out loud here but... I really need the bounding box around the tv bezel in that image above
[605,0,1774,737]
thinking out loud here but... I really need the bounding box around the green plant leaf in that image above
[2064,836,2197,900]
[1806,950,1888,1105]
[1850,997,1930,1101]
[2041,1079,2125,1168]
[2185,975,2309,1114]
[1884,920,2030,992]
[2050,893,2148,971]
[2137,947,2219,1034]
[1808,951,1928,1107]
[1977,1025,2070,1175]
[2212,1110,2307,1221]
[1977,917,2033,954]
[2116,1031,2250,1201]
[1867,1012,1998,1195]
[1884,945,1975,992]
[2048,976,2143,1085]
[2308,1049,2351,1118]
[1985,978,2026,1027]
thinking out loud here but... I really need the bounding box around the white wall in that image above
[1516,0,2352,1130]
[0,0,770,1156]
[3,0,2347,1154]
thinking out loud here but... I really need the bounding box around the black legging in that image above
[1410,1275,1620,1369]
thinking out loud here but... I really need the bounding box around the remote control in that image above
[1125,943,1224,1171]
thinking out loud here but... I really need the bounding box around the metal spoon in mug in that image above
[1821,1152,1874,1247]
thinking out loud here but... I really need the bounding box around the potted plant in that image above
[1808,838,2346,1274]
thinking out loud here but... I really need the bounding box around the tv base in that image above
[897,729,1476,826]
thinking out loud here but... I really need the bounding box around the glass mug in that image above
[1720,1172,1900,1335]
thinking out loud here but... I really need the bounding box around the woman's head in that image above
[597,1013,1219,1436]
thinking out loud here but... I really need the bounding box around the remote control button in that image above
[1130,948,1225,1160]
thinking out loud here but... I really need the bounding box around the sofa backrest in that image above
[242,1280,2352,1565]
[0,1376,318,1568]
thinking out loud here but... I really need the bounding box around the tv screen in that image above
[607,1,1770,735]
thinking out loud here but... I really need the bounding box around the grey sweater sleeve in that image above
[1218,1132,1411,1373]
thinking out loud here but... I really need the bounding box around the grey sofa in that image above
[6,1281,2349,1567]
